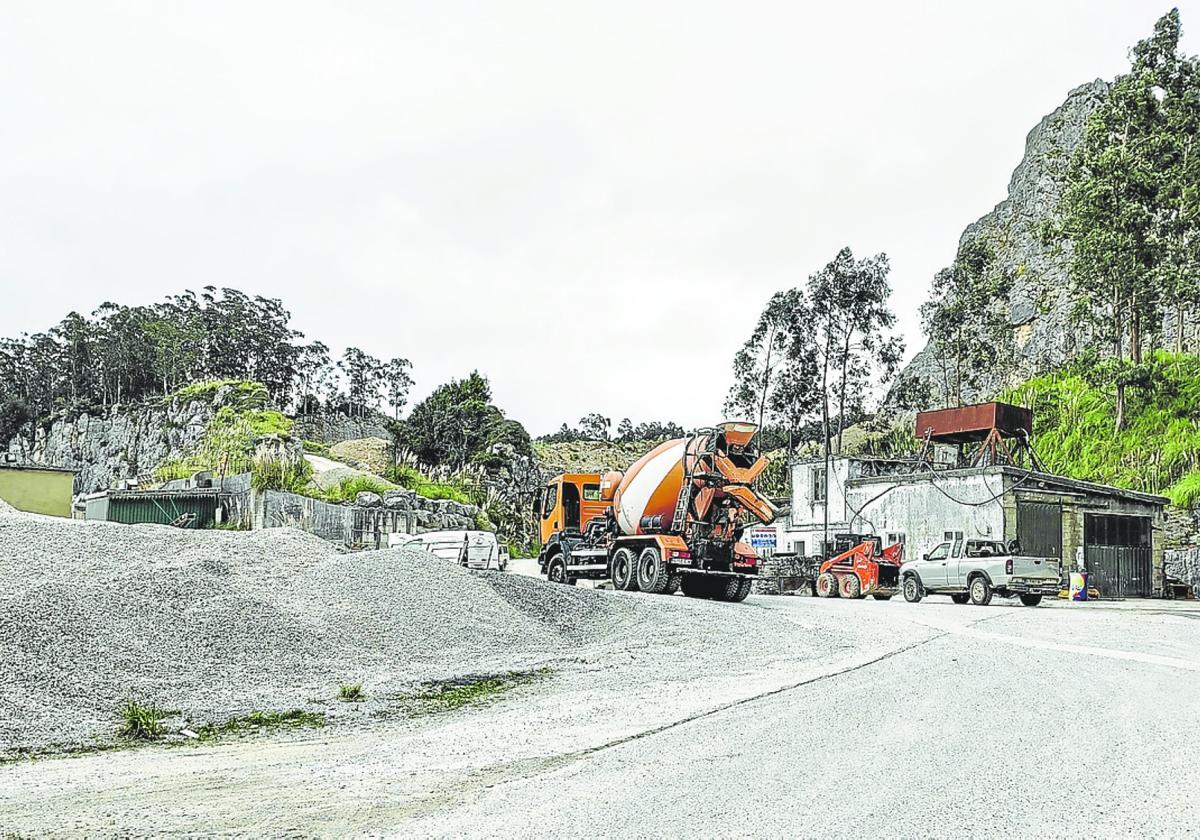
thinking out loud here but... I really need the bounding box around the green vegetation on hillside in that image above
[1006,352,1200,503]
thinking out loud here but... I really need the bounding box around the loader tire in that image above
[871,593,892,601]
[816,573,839,598]
[839,573,862,599]
[611,547,639,592]
[636,547,669,594]
[1019,593,1043,607]
[665,573,682,595]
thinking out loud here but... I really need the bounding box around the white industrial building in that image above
[781,455,1170,597]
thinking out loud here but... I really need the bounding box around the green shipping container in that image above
[87,490,219,528]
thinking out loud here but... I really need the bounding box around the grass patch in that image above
[338,683,364,702]
[302,439,330,456]
[411,671,543,714]
[167,379,270,408]
[1005,351,1200,500]
[321,475,396,503]
[118,700,168,741]
[385,463,476,504]
[194,709,325,740]
[1167,472,1200,509]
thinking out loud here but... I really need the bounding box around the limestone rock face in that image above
[890,80,1110,407]
[5,399,216,495]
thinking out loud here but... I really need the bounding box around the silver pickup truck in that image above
[900,538,1061,606]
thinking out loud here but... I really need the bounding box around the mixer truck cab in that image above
[534,422,778,603]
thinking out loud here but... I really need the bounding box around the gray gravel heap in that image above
[0,505,814,757]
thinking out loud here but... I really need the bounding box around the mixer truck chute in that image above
[535,422,778,602]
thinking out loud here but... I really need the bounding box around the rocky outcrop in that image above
[890,80,1111,407]
[5,399,216,495]
[293,411,391,445]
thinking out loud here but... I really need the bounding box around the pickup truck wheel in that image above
[611,547,639,591]
[968,576,993,606]
[546,556,575,586]
[636,547,669,594]
[902,576,923,603]
[1019,593,1043,607]
[950,593,969,605]
[816,573,839,598]
[838,574,862,599]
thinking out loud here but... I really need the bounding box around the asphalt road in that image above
[4,595,1199,837]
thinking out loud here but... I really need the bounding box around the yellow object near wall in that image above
[0,466,75,518]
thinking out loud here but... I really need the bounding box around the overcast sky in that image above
[2,2,1197,434]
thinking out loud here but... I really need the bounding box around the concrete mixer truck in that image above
[534,422,778,602]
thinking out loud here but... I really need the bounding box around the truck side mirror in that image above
[532,496,543,516]
[922,553,930,561]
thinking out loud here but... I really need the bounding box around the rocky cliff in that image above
[5,399,216,495]
[890,80,1111,406]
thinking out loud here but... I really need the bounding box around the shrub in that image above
[119,700,166,740]
[338,683,364,702]
[322,475,396,503]
[1167,473,1200,509]
[251,454,314,493]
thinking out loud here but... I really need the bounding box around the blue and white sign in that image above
[748,527,777,550]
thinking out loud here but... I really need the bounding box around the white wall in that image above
[848,473,1006,562]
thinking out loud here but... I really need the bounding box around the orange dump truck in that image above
[534,422,778,602]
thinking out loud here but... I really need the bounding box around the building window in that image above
[944,530,963,557]
[813,467,827,503]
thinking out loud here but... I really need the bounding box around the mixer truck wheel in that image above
[724,578,752,602]
[665,573,682,595]
[816,573,839,598]
[636,547,669,594]
[546,556,575,586]
[610,547,639,591]
[680,573,713,599]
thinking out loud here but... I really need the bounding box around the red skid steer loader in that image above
[814,535,904,601]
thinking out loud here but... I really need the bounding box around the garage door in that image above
[1084,514,1152,598]
[1017,502,1063,560]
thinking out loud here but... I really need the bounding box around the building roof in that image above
[95,488,220,501]
[0,462,77,475]
[847,464,1170,507]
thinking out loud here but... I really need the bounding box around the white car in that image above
[393,530,509,572]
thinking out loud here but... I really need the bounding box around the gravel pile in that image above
[0,506,635,756]
[0,505,809,757]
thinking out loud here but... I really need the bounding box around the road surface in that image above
[4,596,1199,837]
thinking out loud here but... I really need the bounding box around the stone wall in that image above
[259,490,351,543]
[1164,548,1200,596]
[753,554,819,595]
[1164,506,1200,550]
